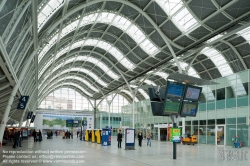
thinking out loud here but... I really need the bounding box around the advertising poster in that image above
[42,114,93,129]
[126,129,134,143]
[172,128,181,143]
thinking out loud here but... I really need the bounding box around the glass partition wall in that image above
[121,70,250,146]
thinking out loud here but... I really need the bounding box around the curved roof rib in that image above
[38,10,160,63]
[39,55,119,80]
[39,74,99,92]
[38,0,64,31]
[38,38,135,70]
[120,89,138,102]
[41,67,108,87]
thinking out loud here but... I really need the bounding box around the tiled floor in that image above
[0,135,249,166]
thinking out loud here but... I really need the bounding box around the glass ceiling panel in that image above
[155,0,199,33]
[201,47,233,77]
[40,55,119,80]
[237,26,250,43]
[121,90,139,102]
[40,38,134,70]
[38,0,64,31]
[201,47,246,96]
[54,76,99,93]
[56,82,93,97]
[143,79,156,86]
[40,66,108,88]
[153,71,169,80]
[39,72,99,93]
[138,89,149,99]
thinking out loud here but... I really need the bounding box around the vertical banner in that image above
[26,111,33,119]
[30,115,36,123]
[17,96,29,109]
[125,128,135,150]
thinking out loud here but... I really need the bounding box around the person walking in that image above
[117,130,122,148]
[147,131,152,146]
[138,131,143,147]
[12,131,18,148]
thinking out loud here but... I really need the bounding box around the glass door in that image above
[216,125,225,146]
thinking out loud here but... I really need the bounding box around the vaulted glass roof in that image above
[138,89,149,99]
[39,55,119,80]
[39,38,134,70]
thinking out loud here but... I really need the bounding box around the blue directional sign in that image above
[26,111,33,119]
[30,115,36,123]
[17,96,29,109]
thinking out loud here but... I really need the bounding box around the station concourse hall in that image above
[1,0,250,166]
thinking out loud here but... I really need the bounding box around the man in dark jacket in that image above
[12,131,18,148]
[117,130,122,148]
[32,130,37,142]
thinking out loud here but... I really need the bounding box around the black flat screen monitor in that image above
[180,101,198,117]
[162,99,182,116]
[165,81,186,99]
[184,85,202,101]
[66,120,73,127]
[148,88,166,101]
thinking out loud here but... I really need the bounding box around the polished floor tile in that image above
[0,135,249,166]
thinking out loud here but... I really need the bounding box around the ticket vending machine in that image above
[102,128,111,146]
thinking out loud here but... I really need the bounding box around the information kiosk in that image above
[101,128,111,146]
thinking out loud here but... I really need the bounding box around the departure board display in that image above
[163,100,182,115]
[184,85,202,101]
[166,81,185,99]
[180,102,198,117]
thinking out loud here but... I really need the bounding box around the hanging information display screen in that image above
[180,102,198,117]
[184,85,202,101]
[166,81,186,99]
[162,100,182,115]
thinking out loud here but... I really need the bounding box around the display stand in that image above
[170,115,178,159]
[125,128,135,150]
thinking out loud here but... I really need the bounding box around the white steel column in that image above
[0,46,39,143]
[132,93,135,129]
[107,100,111,128]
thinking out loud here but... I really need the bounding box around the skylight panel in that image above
[155,0,199,33]
[72,67,108,87]
[38,0,64,31]
[237,26,250,42]
[201,47,233,77]
[121,90,139,102]
[143,79,156,86]
[154,72,169,79]
[66,76,99,92]
[53,12,159,56]
[38,34,59,62]
[49,39,134,70]
[59,82,93,97]
[49,56,119,80]
[138,89,149,99]
[201,47,246,95]
[39,59,53,78]
[207,34,223,43]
